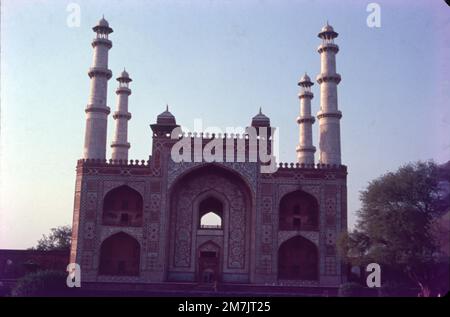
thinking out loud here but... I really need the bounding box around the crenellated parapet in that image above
[276,162,347,170]
[75,158,346,172]
[75,158,159,177]
[173,131,272,141]
[77,158,151,167]
[263,162,347,180]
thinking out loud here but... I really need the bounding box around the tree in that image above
[338,161,450,297]
[32,225,72,251]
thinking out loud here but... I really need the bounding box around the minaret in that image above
[83,17,113,160]
[296,73,316,165]
[316,22,342,165]
[111,69,132,161]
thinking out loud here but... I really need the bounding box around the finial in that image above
[102,14,105,19]
[166,104,169,112]
[259,107,262,114]
[326,19,329,26]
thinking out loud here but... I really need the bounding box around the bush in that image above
[338,282,365,297]
[378,281,416,297]
[11,270,67,297]
[0,281,11,297]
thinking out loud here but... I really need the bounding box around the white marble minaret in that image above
[296,73,316,165]
[111,70,132,161]
[316,23,342,165]
[83,17,113,160]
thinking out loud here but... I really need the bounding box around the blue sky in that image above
[1,0,449,248]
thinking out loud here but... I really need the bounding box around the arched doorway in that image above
[98,232,140,276]
[279,190,318,231]
[168,164,253,282]
[278,235,318,280]
[102,185,143,227]
[197,242,220,284]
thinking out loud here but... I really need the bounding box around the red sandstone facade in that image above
[70,125,347,288]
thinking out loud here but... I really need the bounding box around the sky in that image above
[1,0,449,249]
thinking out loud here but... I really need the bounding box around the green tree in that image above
[338,161,450,297]
[32,225,72,251]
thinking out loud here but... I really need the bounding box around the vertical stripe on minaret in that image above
[83,17,113,160]
[296,73,316,166]
[111,70,132,161]
[316,23,342,165]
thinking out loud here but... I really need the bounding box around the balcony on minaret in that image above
[318,23,338,41]
[119,81,130,88]
[317,23,339,54]
[298,74,314,100]
[93,16,113,38]
[116,69,132,95]
[92,17,113,49]
[300,85,313,97]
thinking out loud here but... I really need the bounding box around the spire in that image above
[251,107,270,128]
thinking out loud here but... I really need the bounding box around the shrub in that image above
[378,281,415,297]
[0,281,11,297]
[338,282,365,297]
[11,270,67,297]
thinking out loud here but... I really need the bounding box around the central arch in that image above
[167,164,253,283]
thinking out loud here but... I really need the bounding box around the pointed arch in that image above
[102,185,143,226]
[198,195,224,229]
[98,232,140,276]
[279,190,319,231]
[278,235,318,280]
[197,240,221,283]
[167,163,253,280]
